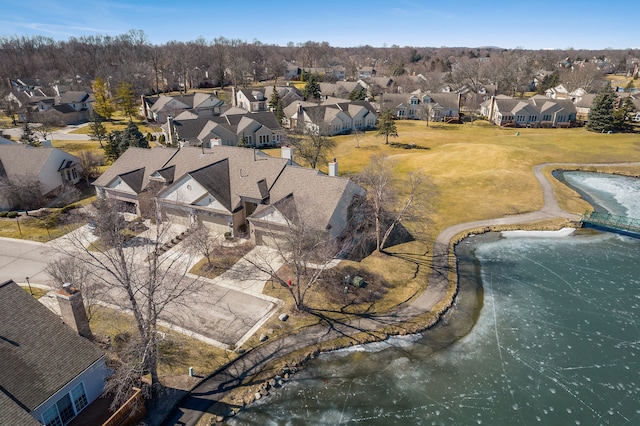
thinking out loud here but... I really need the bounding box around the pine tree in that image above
[303,75,320,101]
[92,77,115,121]
[587,84,617,133]
[20,121,40,147]
[613,97,636,132]
[376,109,398,144]
[104,121,149,162]
[268,86,284,123]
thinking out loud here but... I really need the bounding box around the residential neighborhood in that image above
[1,17,640,426]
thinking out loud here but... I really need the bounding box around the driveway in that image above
[1,123,90,141]
[0,227,284,350]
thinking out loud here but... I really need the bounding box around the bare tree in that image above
[36,110,64,141]
[0,175,45,210]
[52,198,202,406]
[288,130,336,169]
[185,221,223,265]
[244,196,342,311]
[559,62,605,93]
[78,150,104,184]
[356,154,432,252]
[46,256,103,321]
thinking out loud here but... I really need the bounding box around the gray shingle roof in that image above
[92,147,177,191]
[0,145,77,182]
[0,280,105,412]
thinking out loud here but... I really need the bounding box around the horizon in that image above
[0,0,639,51]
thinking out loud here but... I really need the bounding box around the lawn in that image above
[317,121,640,241]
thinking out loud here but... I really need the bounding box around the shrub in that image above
[158,134,166,144]
[60,204,78,214]
[0,211,8,218]
[7,211,19,218]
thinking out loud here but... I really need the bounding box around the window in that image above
[543,114,551,121]
[410,98,419,105]
[41,383,88,426]
[397,110,405,117]
[70,383,88,412]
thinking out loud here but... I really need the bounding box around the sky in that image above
[0,0,638,50]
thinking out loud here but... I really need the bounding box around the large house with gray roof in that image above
[0,280,107,426]
[286,100,378,135]
[381,91,461,122]
[92,146,365,243]
[141,93,228,123]
[480,95,577,127]
[163,109,285,148]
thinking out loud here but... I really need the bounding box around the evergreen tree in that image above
[104,121,149,162]
[20,121,40,146]
[376,109,398,144]
[587,84,617,133]
[349,86,367,101]
[115,81,137,119]
[612,97,636,132]
[92,77,115,121]
[268,86,284,123]
[303,75,321,101]
[88,111,108,148]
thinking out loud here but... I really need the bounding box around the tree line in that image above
[1,30,638,99]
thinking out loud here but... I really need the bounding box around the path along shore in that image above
[160,162,640,425]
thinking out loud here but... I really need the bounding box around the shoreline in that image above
[162,163,640,425]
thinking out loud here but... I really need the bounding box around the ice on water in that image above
[231,173,640,425]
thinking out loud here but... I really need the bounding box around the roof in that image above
[0,145,78,182]
[0,280,104,413]
[92,147,178,191]
[58,91,90,104]
[251,166,358,232]
[160,146,290,211]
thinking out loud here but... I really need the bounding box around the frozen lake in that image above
[229,171,640,425]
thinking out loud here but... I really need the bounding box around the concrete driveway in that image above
[1,123,90,141]
[0,229,284,350]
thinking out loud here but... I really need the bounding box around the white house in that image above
[0,145,81,210]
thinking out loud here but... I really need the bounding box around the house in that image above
[380,91,460,122]
[574,94,597,121]
[0,280,108,425]
[6,89,92,125]
[163,109,285,148]
[283,61,301,80]
[319,81,367,101]
[234,88,268,112]
[92,145,365,243]
[263,85,303,108]
[0,145,81,210]
[480,95,577,127]
[141,93,227,122]
[287,100,377,135]
[358,67,376,79]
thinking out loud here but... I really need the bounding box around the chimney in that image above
[488,96,496,123]
[167,116,174,145]
[281,146,293,165]
[56,283,93,340]
[141,95,148,119]
[328,158,338,177]
[232,86,237,107]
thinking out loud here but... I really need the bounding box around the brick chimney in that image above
[56,283,93,340]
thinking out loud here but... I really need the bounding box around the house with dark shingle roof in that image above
[0,280,107,425]
[163,110,285,149]
[141,93,228,123]
[93,145,365,242]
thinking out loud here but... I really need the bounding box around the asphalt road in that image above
[0,237,54,286]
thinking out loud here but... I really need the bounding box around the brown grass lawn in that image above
[319,121,640,241]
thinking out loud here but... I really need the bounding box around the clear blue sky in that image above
[1,0,638,50]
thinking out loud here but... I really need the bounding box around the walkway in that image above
[161,162,640,425]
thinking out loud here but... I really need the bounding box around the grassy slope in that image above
[325,121,640,240]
